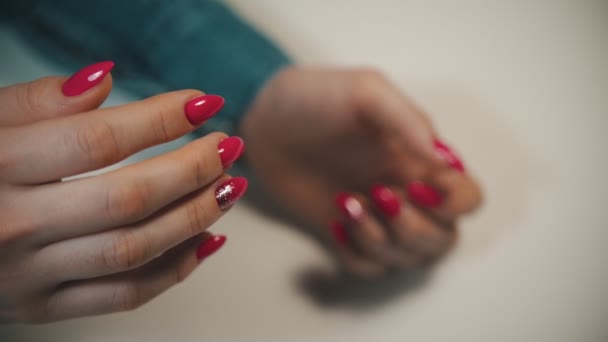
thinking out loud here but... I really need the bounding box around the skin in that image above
[0,66,482,323]
[241,67,482,277]
[0,75,235,323]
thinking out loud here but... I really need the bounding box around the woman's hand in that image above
[0,62,247,323]
[241,67,482,277]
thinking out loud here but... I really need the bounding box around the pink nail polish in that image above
[407,181,443,208]
[370,185,401,218]
[434,139,465,172]
[330,221,348,246]
[62,61,114,96]
[196,235,226,261]
[184,95,224,125]
[335,192,365,221]
[215,177,248,210]
[218,136,245,168]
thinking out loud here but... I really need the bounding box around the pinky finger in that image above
[43,232,224,322]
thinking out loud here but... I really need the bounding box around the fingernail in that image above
[218,136,245,168]
[184,94,224,125]
[407,181,443,208]
[62,61,114,96]
[216,177,248,210]
[434,139,465,172]
[370,185,401,218]
[335,192,365,221]
[196,235,227,261]
[330,221,348,246]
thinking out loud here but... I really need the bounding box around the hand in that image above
[241,67,482,277]
[0,62,247,323]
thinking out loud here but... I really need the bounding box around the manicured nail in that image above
[335,192,365,221]
[370,185,401,218]
[218,136,245,168]
[434,139,465,172]
[62,61,114,96]
[330,221,348,246]
[407,181,443,208]
[196,235,226,261]
[216,177,248,210]
[184,94,224,125]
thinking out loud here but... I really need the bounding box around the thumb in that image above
[355,71,441,164]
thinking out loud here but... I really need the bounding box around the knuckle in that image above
[0,216,37,247]
[351,69,387,107]
[104,231,150,271]
[112,283,143,312]
[189,151,213,189]
[104,182,152,223]
[16,80,46,115]
[74,121,121,167]
[147,101,178,143]
[184,198,213,237]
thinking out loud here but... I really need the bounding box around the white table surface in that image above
[1,1,607,341]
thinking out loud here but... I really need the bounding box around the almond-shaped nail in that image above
[407,181,443,208]
[370,185,401,218]
[62,61,114,96]
[330,221,348,246]
[196,235,226,261]
[218,136,245,168]
[185,95,224,125]
[335,192,365,221]
[434,139,465,172]
[216,177,248,210]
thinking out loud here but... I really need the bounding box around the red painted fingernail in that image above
[184,94,224,125]
[434,139,465,172]
[62,61,114,96]
[218,136,245,168]
[330,221,348,246]
[407,181,443,208]
[216,177,248,210]
[335,192,365,221]
[196,235,227,261]
[370,185,401,218]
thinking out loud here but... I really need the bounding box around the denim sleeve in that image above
[1,0,291,136]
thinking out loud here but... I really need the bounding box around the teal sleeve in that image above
[2,0,291,136]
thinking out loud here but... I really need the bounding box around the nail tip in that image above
[196,235,227,260]
[335,192,364,221]
[62,61,114,96]
[329,221,348,245]
[433,138,466,172]
[370,184,401,218]
[185,94,226,125]
[407,181,443,208]
[219,136,245,167]
[216,177,248,210]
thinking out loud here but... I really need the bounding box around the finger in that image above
[0,61,114,126]
[405,137,482,221]
[37,175,246,281]
[370,185,457,258]
[43,232,225,322]
[19,133,245,243]
[353,69,441,163]
[329,221,387,278]
[406,171,482,223]
[335,192,420,269]
[0,89,225,184]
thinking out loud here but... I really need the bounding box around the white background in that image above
[1,1,607,341]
